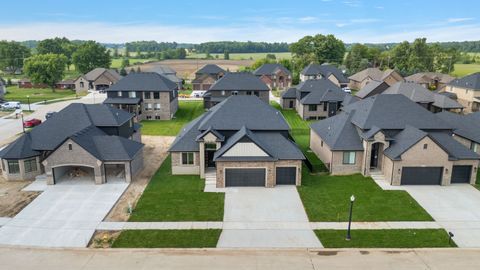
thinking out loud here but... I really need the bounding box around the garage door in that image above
[451,165,472,183]
[225,168,266,187]
[401,167,443,185]
[276,167,297,185]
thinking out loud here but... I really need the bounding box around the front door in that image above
[370,143,380,168]
[205,150,215,167]
[289,100,294,108]
[328,102,338,117]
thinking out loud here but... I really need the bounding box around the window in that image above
[471,142,478,152]
[343,152,356,165]
[155,116,160,119]
[221,90,226,96]
[79,82,84,88]
[308,104,317,111]
[423,144,428,149]
[181,152,194,165]
[145,103,153,111]
[153,92,160,99]
[129,91,136,98]
[246,91,252,95]
[144,92,151,99]
[7,160,20,174]
[24,158,37,173]
[321,141,323,147]
[118,91,122,97]
[146,116,152,120]
[68,143,72,150]
[154,103,161,110]
[254,91,259,97]
[205,143,217,150]
[323,102,327,111]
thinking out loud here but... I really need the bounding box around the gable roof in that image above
[198,95,290,131]
[310,111,364,151]
[84,68,122,81]
[355,80,390,99]
[253,63,291,76]
[301,63,348,83]
[209,72,269,91]
[168,115,205,152]
[349,68,401,82]
[281,87,297,99]
[213,126,273,160]
[296,79,346,104]
[0,133,41,159]
[383,126,428,160]
[196,64,225,75]
[436,111,480,143]
[106,72,177,92]
[405,72,455,84]
[342,94,451,130]
[448,72,480,90]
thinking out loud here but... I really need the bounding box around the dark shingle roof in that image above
[253,63,291,76]
[297,79,346,105]
[301,63,348,83]
[343,94,451,130]
[107,72,178,92]
[196,64,225,75]
[383,126,428,160]
[0,133,41,159]
[428,131,479,160]
[209,72,269,91]
[436,111,480,143]
[355,80,389,99]
[448,72,480,90]
[310,111,364,151]
[343,94,360,106]
[168,115,204,152]
[84,68,122,81]
[281,87,297,99]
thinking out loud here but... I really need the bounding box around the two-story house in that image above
[300,63,349,88]
[348,68,403,90]
[192,64,226,90]
[444,72,480,113]
[253,63,292,90]
[104,72,178,120]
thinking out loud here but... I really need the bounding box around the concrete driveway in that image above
[404,185,480,247]
[217,186,322,248]
[0,179,127,247]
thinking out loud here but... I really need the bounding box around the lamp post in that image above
[27,95,31,111]
[20,112,25,133]
[346,195,355,241]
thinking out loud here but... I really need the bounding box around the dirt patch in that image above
[104,135,175,222]
[0,175,40,217]
[89,230,121,248]
[135,59,254,80]
[317,251,340,256]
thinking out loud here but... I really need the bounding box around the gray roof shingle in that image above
[281,87,297,99]
[297,79,346,105]
[253,63,291,76]
[196,64,225,75]
[448,72,480,90]
[0,133,41,159]
[209,72,269,91]
[106,72,178,92]
[301,63,348,83]
[355,80,390,99]
[436,111,480,143]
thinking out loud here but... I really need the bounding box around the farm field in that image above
[452,63,480,77]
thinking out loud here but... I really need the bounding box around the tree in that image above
[0,41,31,73]
[130,67,135,73]
[72,41,111,73]
[37,37,76,70]
[121,58,130,68]
[125,47,130,57]
[24,53,67,92]
[175,48,187,59]
[266,53,276,60]
[113,47,119,58]
[120,67,127,76]
[224,50,230,60]
[290,34,346,70]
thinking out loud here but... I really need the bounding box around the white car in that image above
[342,87,352,93]
[190,90,207,98]
[1,101,21,109]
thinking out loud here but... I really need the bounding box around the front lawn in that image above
[112,229,221,248]
[129,155,224,221]
[4,86,77,103]
[271,102,327,172]
[298,171,433,221]
[316,229,456,248]
[140,101,204,136]
[475,170,480,190]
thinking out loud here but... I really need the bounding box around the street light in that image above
[20,111,25,133]
[27,95,31,111]
[346,195,355,241]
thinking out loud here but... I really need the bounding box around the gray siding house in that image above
[300,63,348,87]
[0,104,143,184]
[104,72,179,120]
[203,72,270,109]
[169,95,304,188]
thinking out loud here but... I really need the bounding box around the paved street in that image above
[1,247,480,270]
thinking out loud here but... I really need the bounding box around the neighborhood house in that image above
[405,72,455,90]
[444,72,480,113]
[348,68,403,90]
[192,64,226,90]
[253,63,292,90]
[300,63,349,88]
[74,68,122,93]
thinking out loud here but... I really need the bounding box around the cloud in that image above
[375,6,384,9]
[343,1,361,7]
[447,17,474,23]
[298,16,318,23]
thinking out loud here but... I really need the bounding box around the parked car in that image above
[23,118,42,128]
[1,101,21,110]
[190,90,207,98]
[342,87,352,93]
[45,111,57,119]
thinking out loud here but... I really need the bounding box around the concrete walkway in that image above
[1,247,480,270]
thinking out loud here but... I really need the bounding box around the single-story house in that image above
[444,72,480,113]
[383,82,463,113]
[74,68,122,93]
[203,72,270,109]
[280,79,346,120]
[300,63,349,87]
[253,63,292,90]
[18,78,48,89]
[348,68,403,90]
[55,79,76,90]
[405,72,455,90]
[310,94,479,185]
[169,95,305,188]
[0,103,143,184]
[104,72,178,120]
[192,64,225,90]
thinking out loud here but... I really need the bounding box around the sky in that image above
[1,0,479,43]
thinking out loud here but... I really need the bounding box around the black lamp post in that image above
[346,195,355,241]
[27,95,31,111]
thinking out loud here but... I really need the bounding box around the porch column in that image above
[362,140,371,176]
[199,142,205,178]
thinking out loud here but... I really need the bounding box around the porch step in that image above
[206,180,216,185]
[370,173,404,191]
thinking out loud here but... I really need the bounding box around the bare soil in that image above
[135,59,254,80]
[89,230,121,248]
[104,135,175,222]
[0,175,40,217]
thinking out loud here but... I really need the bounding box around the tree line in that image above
[194,41,290,53]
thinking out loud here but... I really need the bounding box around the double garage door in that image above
[400,166,472,185]
[224,167,297,187]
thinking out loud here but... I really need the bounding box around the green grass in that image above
[452,64,480,77]
[112,229,221,248]
[270,102,327,172]
[475,170,480,190]
[298,172,433,222]
[140,101,204,136]
[129,155,224,221]
[4,86,77,103]
[315,229,456,248]
[187,52,292,60]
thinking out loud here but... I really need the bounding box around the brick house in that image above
[203,72,270,109]
[169,95,305,188]
[300,63,349,87]
[405,72,455,90]
[310,94,479,185]
[253,63,292,90]
[104,72,178,120]
[0,104,143,185]
[192,64,225,90]
[443,72,480,113]
[74,68,122,93]
[348,68,403,90]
